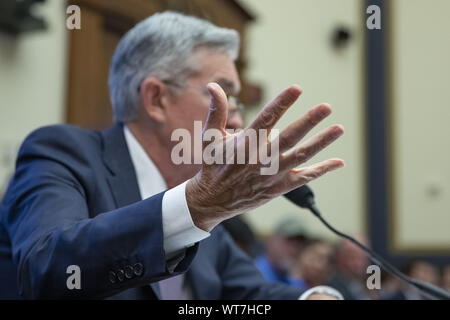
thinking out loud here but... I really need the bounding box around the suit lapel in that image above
[101,123,141,207]
[101,123,162,299]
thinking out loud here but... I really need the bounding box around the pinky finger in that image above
[289,158,345,187]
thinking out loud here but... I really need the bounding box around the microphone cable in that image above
[284,187,450,300]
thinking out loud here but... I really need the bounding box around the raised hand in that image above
[186,82,344,231]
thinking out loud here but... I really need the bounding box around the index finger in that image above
[249,85,302,132]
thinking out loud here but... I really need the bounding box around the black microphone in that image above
[284,185,450,300]
[284,184,315,210]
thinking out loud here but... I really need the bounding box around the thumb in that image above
[204,82,228,131]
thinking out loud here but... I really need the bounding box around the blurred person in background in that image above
[442,265,450,291]
[381,261,441,300]
[254,217,309,284]
[410,261,440,286]
[328,235,372,300]
[289,239,334,290]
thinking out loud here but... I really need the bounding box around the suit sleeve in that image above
[216,227,304,300]
[1,127,196,299]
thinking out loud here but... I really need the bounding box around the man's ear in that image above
[139,77,169,123]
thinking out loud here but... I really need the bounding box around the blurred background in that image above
[0,0,448,299]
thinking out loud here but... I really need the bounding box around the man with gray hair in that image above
[0,11,344,300]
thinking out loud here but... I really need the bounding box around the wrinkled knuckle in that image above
[311,168,325,180]
[306,113,318,128]
[295,148,309,162]
[279,138,290,151]
[260,111,274,127]
[280,133,295,150]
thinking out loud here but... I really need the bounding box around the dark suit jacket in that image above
[0,123,303,300]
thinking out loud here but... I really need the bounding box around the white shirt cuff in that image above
[162,181,210,259]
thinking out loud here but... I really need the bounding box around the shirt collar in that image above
[123,125,168,200]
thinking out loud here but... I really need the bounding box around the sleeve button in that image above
[133,263,144,277]
[108,271,117,284]
[124,265,134,279]
[116,269,125,282]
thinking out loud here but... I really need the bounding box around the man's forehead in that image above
[192,48,241,94]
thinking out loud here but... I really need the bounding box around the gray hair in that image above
[108,11,240,123]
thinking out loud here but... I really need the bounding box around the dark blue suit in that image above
[0,123,303,300]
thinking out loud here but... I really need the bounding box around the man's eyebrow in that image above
[215,78,239,94]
